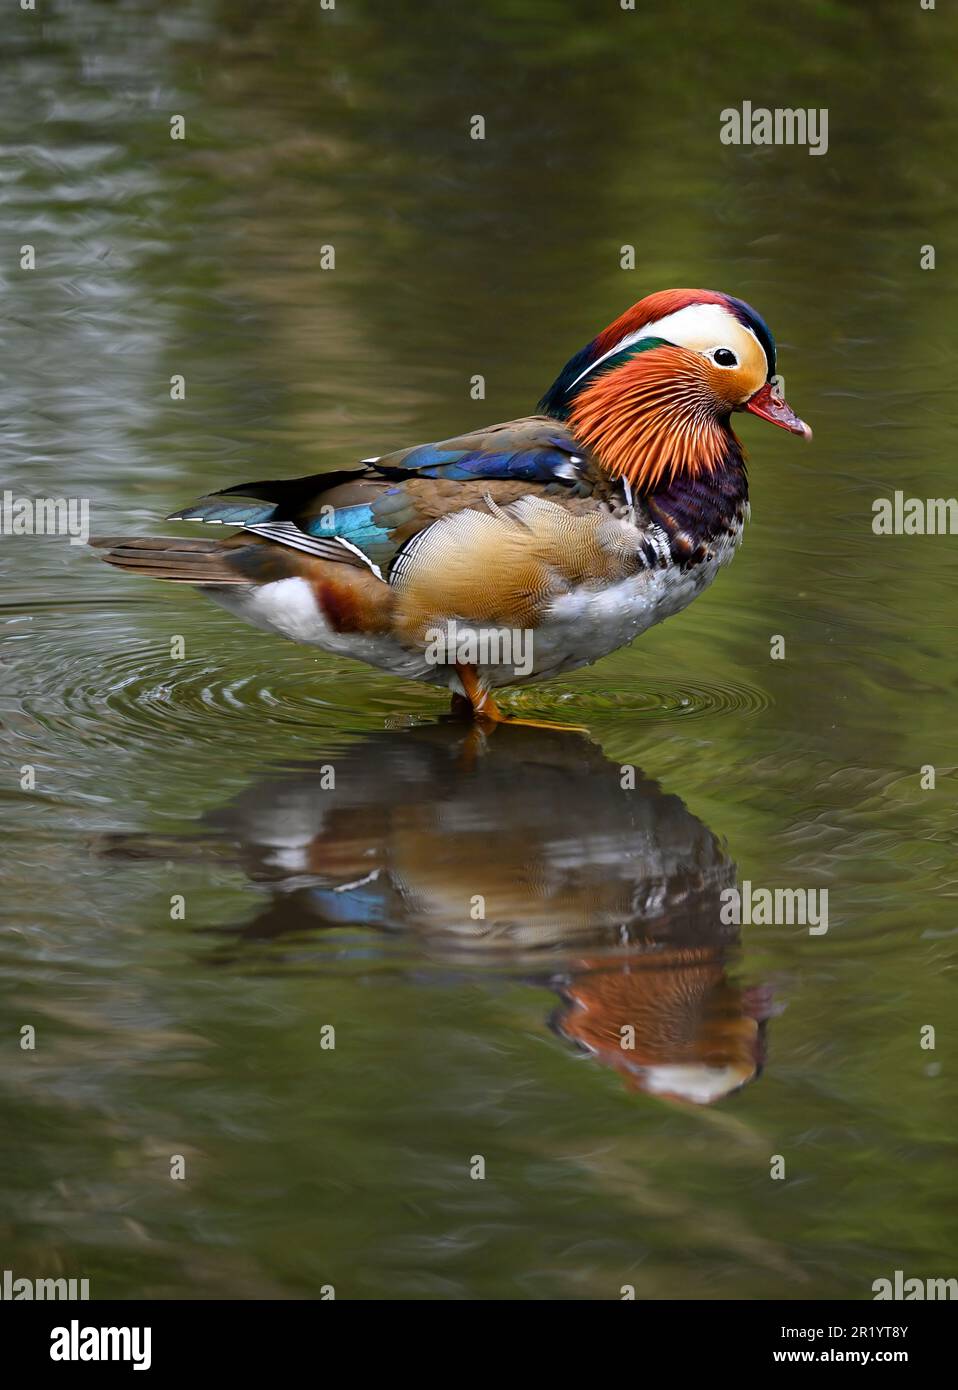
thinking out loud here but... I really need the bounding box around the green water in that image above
[1,0,956,1299]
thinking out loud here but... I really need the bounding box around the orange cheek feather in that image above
[569,346,733,492]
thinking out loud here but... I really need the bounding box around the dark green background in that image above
[1,0,956,1298]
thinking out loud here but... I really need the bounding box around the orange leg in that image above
[453,663,587,733]
[454,662,507,723]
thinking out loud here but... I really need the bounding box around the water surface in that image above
[1,0,956,1299]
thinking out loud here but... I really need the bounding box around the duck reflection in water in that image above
[104,724,775,1105]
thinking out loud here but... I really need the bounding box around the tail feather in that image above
[165,497,277,525]
[90,535,251,584]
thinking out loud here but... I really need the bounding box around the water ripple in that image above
[507,675,771,722]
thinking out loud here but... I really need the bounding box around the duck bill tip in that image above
[743,382,812,440]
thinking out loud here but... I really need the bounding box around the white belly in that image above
[484,549,729,687]
[202,529,738,692]
[204,578,432,681]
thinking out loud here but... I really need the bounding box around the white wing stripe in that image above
[242,521,385,580]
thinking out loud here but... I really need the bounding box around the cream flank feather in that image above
[392,496,644,642]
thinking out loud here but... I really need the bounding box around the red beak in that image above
[742,381,812,440]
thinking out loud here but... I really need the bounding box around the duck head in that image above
[539,288,811,491]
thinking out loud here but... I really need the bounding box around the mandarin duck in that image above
[100,722,774,1103]
[94,288,810,723]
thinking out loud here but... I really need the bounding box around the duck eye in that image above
[713,348,738,367]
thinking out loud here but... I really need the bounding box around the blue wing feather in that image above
[167,417,590,570]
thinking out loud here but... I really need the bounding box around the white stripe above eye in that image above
[569,301,768,390]
[568,326,655,391]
